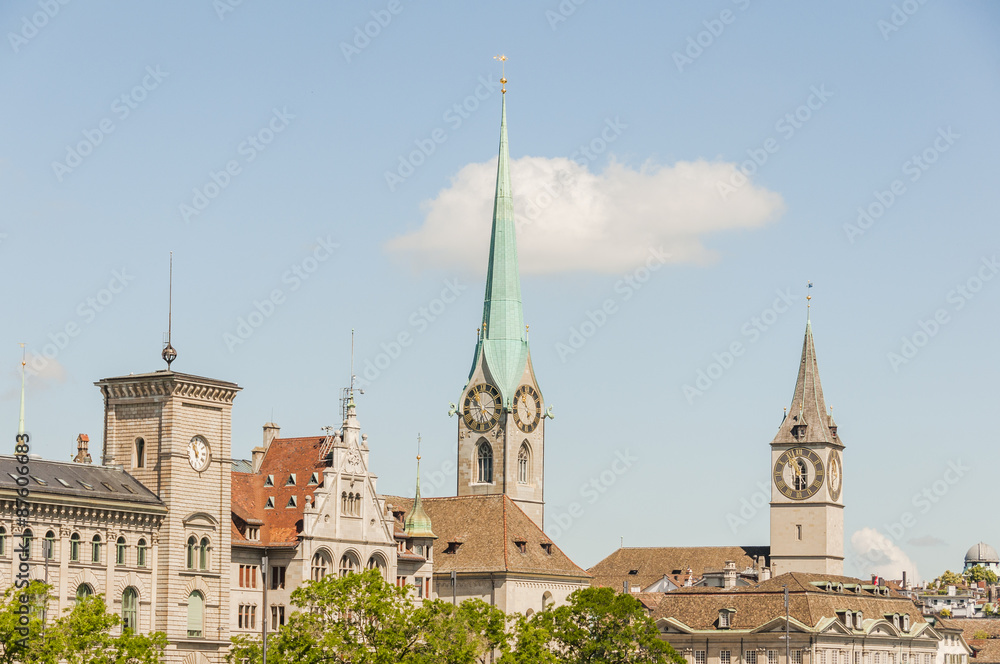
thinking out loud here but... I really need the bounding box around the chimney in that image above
[903,571,908,590]
[761,567,772,581]
[686,568,694,587]
[73,434,92,464]
[251,447,265,473]
[263,422,280,449]
[724,560,737,589]
[948,585,956,596]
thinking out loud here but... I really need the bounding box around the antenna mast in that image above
[162,252,177,369]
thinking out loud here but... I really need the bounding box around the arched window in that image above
[517,443,530,484]
[116,536,127,565]
[339,552,359,577]
[91,534,101,563]
[477,441,493,484]
[75,583,93,603]
[0,526,6,556]
[367,555,386,579]
[312,551,331,581]
[121,587,138,632]
[199,537,210,570]
[134,437,145,468]
[542,591,553,609]
[137,538,147,567]
[70,532,81,562]
[21,529,33,559]
[186,591,204,638]
[44,530,55,560]
[186,536,197,569]
[341,492,348,514]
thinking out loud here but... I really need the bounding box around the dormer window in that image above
[719,609,735,629]
[841,610,852,627]
[628,569,639,575]
[791,424,807,440]
[285,474,296,486]
[286,496,297,508]
[265,497,275,509]
[855,612,863,629]
[902,615,910,631]
[514,540,527,554]
[247,527,259,541]
[309,472,319,485]
[444,542,462,554]
[264,475,274,487]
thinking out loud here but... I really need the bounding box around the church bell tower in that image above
[769,311,845,576]
[454,74,547,529]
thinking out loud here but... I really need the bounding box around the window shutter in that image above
[188,592,203,635]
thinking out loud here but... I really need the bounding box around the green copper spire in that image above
[477,90,529,407]
[404,451,436,539]
[17,345,26,437]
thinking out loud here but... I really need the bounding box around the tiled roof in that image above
[231,436,327,546]
[947,618,1000,640]
[969,640,1000,663]
[231,459,253,473]
[646,572,925,631]
[0,456,164,507]
[771,320,841,447]
[384,494,589,579]
[588,546,770,591]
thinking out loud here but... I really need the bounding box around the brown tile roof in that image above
[969,640,1000,663]
[231,436,328,546]
[383,494,589,579]
[645,572,925,631]
[945,618,1000,640]
[588,546,770,591]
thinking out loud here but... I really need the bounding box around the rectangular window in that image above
[721,651,731,664]
[415,578,424,598]
[271,566,286,590]
[820,651,826,664]
[696,652,706,664]
[239,564,259,588]
[875,653,881,664]
[796,524,803,540]
[70,538,80,562]
[92,540,101,564]
[792,651,803,664]
[854,653,861,664]
[116,541,126,565]
[745,651,757,664]
[271,605,285,630]
[768,651,778,664]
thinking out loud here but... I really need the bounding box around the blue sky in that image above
[2,1,998,582]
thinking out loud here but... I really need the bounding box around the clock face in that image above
[462,383,502,432]
[773,448,825,500]
[828,451,843,501]
[188,437,211,472]
[513,385,542,433]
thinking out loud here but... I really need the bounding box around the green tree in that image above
[506,587,684,664]
[409,598,509,664]
[964,566,999,585]
[52,593,167,664]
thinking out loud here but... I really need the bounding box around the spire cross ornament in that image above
[162,252,177,369]
[494,54,507,93]
[806,280,813,321]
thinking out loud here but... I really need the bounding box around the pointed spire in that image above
[404,435,436,539]
[476,70,529,407]
[17,344,26,437]
[772,315,839,446]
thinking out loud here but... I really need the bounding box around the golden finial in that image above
[494,54,507,93]
[416,433,421,462]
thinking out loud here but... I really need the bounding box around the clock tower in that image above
[769,316,844,576]
[454,83,547,529]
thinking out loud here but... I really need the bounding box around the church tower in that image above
[769,315,844,576]
[455,79,547,529]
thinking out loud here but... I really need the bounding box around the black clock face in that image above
[774,448,825,500]
[463,383,502,432]
[828,451,843,501]
[513,385,541,433]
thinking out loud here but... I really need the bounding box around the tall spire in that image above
[772,315,839,446]
[404,435,435,539]
[476,62,529,407]
[17,344,26,437]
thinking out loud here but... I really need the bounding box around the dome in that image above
[965,542,1000,564]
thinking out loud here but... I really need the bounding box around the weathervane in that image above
[494,54,507,93]
[162,253,177,369]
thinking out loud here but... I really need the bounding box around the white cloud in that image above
[3,355,68,400]
[386,155,785,274]
[850,527,919,580]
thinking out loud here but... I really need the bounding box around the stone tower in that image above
[769,318,845,575]
[455,87,547,529]
[96,370,240,664]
